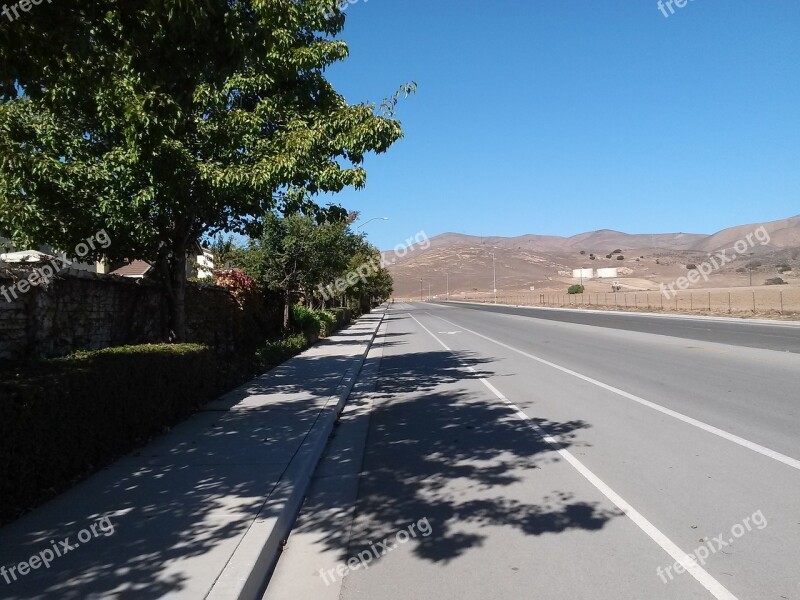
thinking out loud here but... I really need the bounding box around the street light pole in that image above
[428,282,431,301]
[419,278,423,302]
[492,252,497,304]
[446,272,449,301]
[356,217,389,230]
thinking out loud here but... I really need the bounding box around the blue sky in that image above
[320,0,800,250]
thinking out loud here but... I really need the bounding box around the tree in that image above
[257,212,352,329]
[0,1,409,339]
[223,211,392,328]
[338,240,393,310]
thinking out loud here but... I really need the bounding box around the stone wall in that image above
[0,269,268,361]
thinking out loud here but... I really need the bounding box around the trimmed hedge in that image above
[0,344,219,524]
[255,334,308,367]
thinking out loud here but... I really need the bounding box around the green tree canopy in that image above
[220,211,392,328]
[0,1,408,338]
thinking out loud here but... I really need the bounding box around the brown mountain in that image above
[689,215,800,253]
[386,215,800,299]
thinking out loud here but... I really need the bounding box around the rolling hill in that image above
[385,215,800,299]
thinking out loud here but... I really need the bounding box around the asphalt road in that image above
[435,301,800,354]
[265,302,800,600]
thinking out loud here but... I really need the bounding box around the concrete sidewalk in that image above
[0,310,385,600]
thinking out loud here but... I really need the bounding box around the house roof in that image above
[0,250,56,264]
[110,260,153,278]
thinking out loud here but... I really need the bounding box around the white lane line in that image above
[407,313,738,600]
[408,314,737,600]
[428,312,800,472]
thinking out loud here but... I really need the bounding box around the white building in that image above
[196,248,215,279]
[572,268,594,279]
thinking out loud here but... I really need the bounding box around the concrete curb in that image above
[441,300,800,327]
[206,309,386,600]
[262,317,389,600]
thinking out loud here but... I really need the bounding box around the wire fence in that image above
[452,287,800,317]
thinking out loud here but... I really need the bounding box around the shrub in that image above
[255,334,308,369]
[568,284,585,294]
[616,255,625,260]
[292,305,347,338]
[605,254,612,259]
[686,263,697,270]
[329,307,352,329]
[746,261,762,269]
[612,249,622,254]
[317,310,337,337]
[777,264,792,274]
[765,277,787,285]
[213,268,259,306]
[0,344,219,524]
[579,250,586,255]
[291,304,322,337]
[589,254,596,260]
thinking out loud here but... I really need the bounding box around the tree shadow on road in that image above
[291,336,620,568]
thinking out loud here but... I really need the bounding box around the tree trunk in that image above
[283,289,291,331]
[162,252,188,342]
[169,262,187,341]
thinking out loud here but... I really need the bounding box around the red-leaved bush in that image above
[213,269,258,307]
